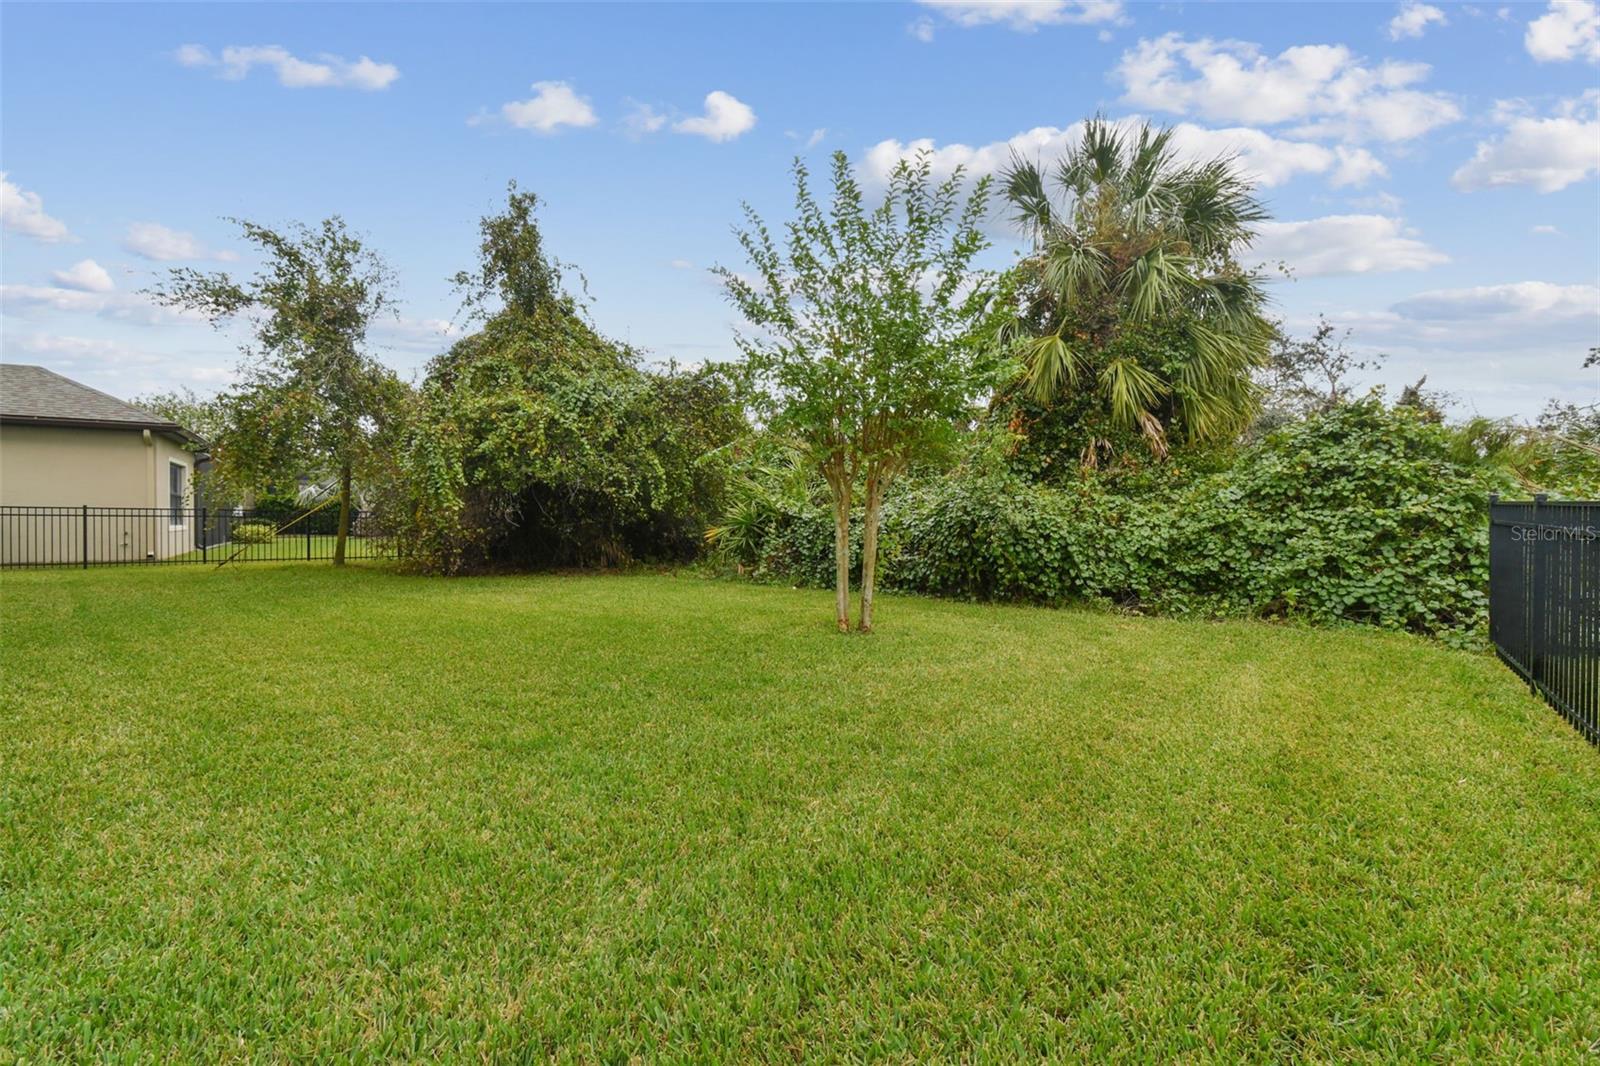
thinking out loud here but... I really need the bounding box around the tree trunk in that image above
[832,488,852,633]
[333,463,352,567]
[858,471,885,633]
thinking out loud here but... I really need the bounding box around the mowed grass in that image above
[1,565,1596,1061]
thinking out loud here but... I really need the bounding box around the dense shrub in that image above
[746,401,1510,638]
[229,521,276,545]
[398,306,744,573]
[247,490,347,534]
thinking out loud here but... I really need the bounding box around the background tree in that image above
[1252,316,1388,434]
[131,387,231,448]
[152,217,404,565]
[997,119,1274,467]
[717,151,995,632]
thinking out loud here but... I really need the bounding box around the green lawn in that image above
[2,565,1596,1060]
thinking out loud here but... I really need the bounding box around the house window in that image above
[169,461,187,526]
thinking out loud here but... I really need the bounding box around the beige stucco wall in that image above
[0,424,195,563]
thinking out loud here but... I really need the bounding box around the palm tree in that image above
[997,119,1274,462]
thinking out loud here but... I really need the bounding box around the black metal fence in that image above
[1488,495,1598,746]
[0,506,391,569]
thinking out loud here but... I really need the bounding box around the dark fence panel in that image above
[0,506,391,569]
[1489,495,1598,746]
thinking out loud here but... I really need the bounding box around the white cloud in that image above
[673,91,757,142]
[122,222,237,262]
[1287,284,1598,417]
[1391,281,1599,321]
[1252,214,1448,276]
[1388,1,1448,39]
[1525,0,1600,62]
[1452,92,1600,192]
[3,332,159,368]
[0,285,206,326]
[0,332,239,394]
[1,173,72,243]
[1347,189,1404,214]
[669,259,695,270]
[806,127,827,148]
[50,259,115,293]
[1531,223,1563,234]
[498,81,598,133]
[1115,34,1460,142]
[909,17,937,42]
[861,118,1388,198]
[915,0,1126,31]
[623,101,668,137]
[175,44,400,90]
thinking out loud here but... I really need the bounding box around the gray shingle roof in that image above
[0,364,197,442]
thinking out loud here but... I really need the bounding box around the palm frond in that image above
[1119,247,1194,322]
[1041,238,1109,305]
[1098,357,1167,428]
[1000,155,1055,247]
[1024,332,1083,403]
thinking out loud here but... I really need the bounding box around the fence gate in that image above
[1488,495,1598,746]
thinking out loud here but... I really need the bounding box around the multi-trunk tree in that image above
[717,152,997,632]
[152,217,405,566]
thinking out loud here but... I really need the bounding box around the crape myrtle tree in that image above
[717,151,997,632]
[997,119,1274,468]
[152,217,406,566]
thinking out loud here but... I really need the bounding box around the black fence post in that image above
[306,524,312,561]
[1531,494,1547,695]
[200,507,207,564]
[81,504,87,569]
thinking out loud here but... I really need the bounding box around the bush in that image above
[230,521,276,545]
[748,400,1508,639]
[397,306,744,573]
[247,491,348,535]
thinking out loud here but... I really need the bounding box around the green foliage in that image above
[996,119,1274,464]
[1445,399,1600,499]
[716,149,999,629]
[131,387,230,448]
[704,441,819,568]
[449,181,580,323]
[746,400,1507,639]
[229,521,276,545]
[717,151,997,469]
[399,191,744,573]
[243,490,348,535]
[149,217,409,565]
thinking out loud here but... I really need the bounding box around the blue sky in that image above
[2,0,1596,418]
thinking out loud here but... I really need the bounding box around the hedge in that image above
[748,401,1504,639]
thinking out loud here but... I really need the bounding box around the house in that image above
[0,364,206,563]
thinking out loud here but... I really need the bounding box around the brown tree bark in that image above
[858,470,886,633]
[831,485,852,633]
[333,462,352,567]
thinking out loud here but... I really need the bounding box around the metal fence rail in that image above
[1489,495,1598,747]
[0,506,391,569]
